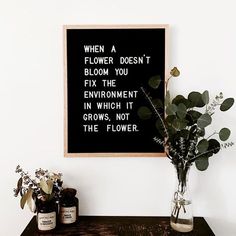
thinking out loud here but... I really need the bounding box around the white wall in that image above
[0,0,236,235]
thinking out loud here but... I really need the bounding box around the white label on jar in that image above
[37,212,56,231]
[60,206,77,224]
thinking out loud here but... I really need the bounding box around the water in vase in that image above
[170,199,193,233]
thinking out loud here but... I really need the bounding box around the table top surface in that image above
[21,216,215,236]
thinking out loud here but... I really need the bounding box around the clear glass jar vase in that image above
[170,164,193,233]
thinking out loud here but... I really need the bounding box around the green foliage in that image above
[172,95,190,108]
[166,104,178,115]
[152,98,163,109]
[202,90,210,105]
[188,91,205,108]
[220,98,234,111]
[177,103,187,119]
[138,68,234,172]
[197,139,209,153]
[137,106,152,120]
[148,75,161,89]
[219,128,231,141]
[197,113,212,129]
[195,156,209,171]
[187,110,202,125]
[172,118,188,130]
[208,139,220,154]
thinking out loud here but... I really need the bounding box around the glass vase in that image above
[170,164,193,232]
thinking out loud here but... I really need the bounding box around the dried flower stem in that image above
[141,86,169,138]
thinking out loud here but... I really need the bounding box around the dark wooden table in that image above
[21,216,215,236]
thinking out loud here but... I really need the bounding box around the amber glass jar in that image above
[59,188,79,224]
[37,199,57,232]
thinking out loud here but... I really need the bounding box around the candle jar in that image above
[37,199,57,232]
[59,188,79,225]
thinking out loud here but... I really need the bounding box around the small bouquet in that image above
[138,67,234,172]
[13,165,63,212]
[138,67,234,231]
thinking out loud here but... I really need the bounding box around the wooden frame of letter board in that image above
[64,24,169,157]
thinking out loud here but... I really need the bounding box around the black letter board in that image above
[64,25,168,157]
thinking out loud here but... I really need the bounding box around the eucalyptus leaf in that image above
[137,106,152,120]
[40,179,53,195]
[202,90,210,105]
[188,110,202,121]
[20,189,33,209]
[148,75,161,89]
[166,104,178,115]
[219,128,231,141]
[208,139,221,154]
[15,178,23,196]
[152,98,163,109]
[187,110,202,125]
[197,113,212,128]
[20,193,28,209]
[167,126,176,137]
[188,91,205,108]
[195,156,209,171]
[172,119,188,130]
[46,180,53,194]
[220,98,234,111]
[172,95,190,108]
[40,180,49,194]
[17,177,23,189]
[166,115,175,124]
[28,196,36,213]
[26,188,34,212]
[197,139,209,153]
[177,103,187,119]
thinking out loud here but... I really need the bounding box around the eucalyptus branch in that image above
[221,142,234,149]
[153,136,165,146]
[140,87,185,161]
[165,75,172,91]
[185,138,197,161]
[168,143,185,162]
[15,166,38,187]
[138,67,234,172]
[140,86,169,139]
[153,136,183,161]
[166,153,173,161]
[189,147,220,162]
[206,131,218,140]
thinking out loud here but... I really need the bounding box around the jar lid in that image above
[61,188,77,197]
